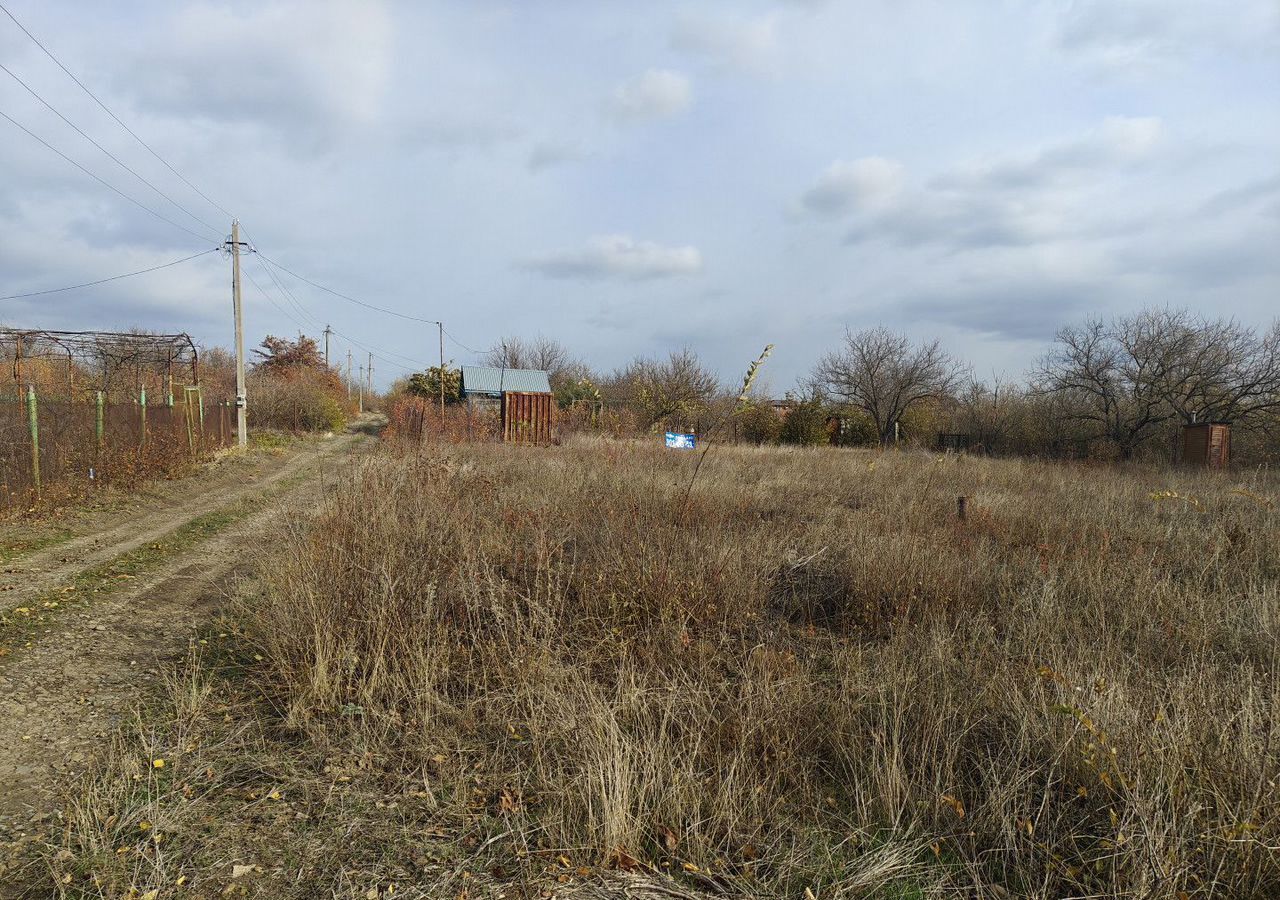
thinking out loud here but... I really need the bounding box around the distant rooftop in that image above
[460,365,552,396]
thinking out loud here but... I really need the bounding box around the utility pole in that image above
[346,348,353,400]
[366,352,373,399]
[228,219,247,448]
[437,321,445,416]
[323,324,332,368]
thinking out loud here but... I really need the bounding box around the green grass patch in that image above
[0,525,75,565]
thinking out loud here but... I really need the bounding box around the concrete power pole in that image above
[229,219,247,448]
[437,321,445,416]
[366,352,373,400]
[323,324,332,368]
[346,349,353,400]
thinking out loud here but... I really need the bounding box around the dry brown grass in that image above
[46,439,1280,898]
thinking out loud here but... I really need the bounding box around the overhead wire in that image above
[0,61,223,238]
[0,0,235,222]
[242,267,311,335]
[0,248,218,302]
[0,1,487,365]
[256,249,491,360]
[255,252,439,325]
[246,253,430,373]
[0,106,219,243]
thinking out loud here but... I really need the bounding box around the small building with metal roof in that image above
[459,365,552,399]
[459,365,555,443]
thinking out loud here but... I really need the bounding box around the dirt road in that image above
[0,423,375,857]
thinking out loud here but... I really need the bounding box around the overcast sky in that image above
[1,0,1277,391]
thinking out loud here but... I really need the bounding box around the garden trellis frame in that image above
[2,327,200,401]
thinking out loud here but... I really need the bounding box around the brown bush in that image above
[247,371,348,433]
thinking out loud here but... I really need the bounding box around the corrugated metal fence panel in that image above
[501,391,554,445]
[1182,423,1231,468]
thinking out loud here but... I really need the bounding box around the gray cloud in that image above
[896,280,1098,342]
[401,116,522,152]
[527,142,586,172]
[120,2,393,151]
[521,235,702,281]
[800,157,904,216]
[930,116,1163,192]
[1055,0,1280,68]
[1196,174,1280,217]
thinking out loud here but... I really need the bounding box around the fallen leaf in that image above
[231,864,256,879]
[609,848,641,871]
[940,794,965,819]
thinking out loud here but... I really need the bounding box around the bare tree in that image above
[814,327,966,446]
[1035,317,1172,459]
[1035,310,1280,458]
[1144,312,1280,424]
[483,336,584,388]
[609,348,718,429]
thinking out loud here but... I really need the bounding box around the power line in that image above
[0,0,235,222]
[242,266,311,334]
[246,256,431,373]
[0,106,218,243]
[442,326,488,356]
[0,248,218,302]
[254,252,440,326]
[255,249,490,358]
[0,61,222,238]
[253,254,323,330]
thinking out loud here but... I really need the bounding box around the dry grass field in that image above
[45,437,1278,898]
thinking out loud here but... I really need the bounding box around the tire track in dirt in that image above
[0,431,361,614]
[0,426,375,859]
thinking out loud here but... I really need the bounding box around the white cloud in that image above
[670,15,778,72]
[522,235,703,281]
[799,157,905,216]
[607,69,692,122]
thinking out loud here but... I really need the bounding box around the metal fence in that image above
[0,387,233,513]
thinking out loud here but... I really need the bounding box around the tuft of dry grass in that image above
[47,440,1280,897]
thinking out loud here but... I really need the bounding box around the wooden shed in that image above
[1182,422,1231,468]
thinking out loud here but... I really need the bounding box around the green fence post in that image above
[139,387,147,448]
[27,384,40,496]
[184,388,196,455]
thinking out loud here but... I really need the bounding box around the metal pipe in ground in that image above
[26,384,40,496]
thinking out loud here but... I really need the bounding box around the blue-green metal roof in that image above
[460,365,552,396]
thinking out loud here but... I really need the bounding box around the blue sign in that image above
[665,432,696,449]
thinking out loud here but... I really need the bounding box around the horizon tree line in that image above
[383,306,1280,462]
